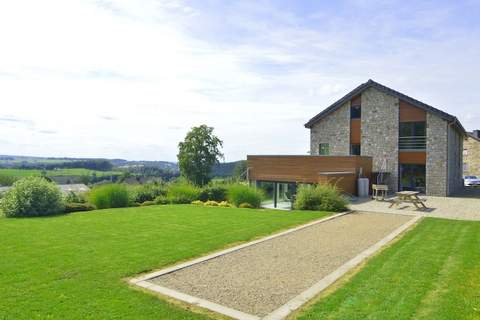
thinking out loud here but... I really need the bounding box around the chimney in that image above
[473,130,480,139]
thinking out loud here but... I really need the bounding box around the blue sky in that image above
[0,0,479,161]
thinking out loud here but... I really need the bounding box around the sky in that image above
[0,0,479,162]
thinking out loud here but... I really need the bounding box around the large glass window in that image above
[399,122,426,137]
[319,143,330,155]
[350,105,361,119]
[399,122,426,150]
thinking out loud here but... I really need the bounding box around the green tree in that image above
[177,125,224,186]
[233,160,248,181]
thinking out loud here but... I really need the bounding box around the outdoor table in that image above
[389,191,428,209]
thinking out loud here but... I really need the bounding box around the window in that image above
[399,121,426,150]
[463,149,469,156]
[319,143,330,155]
[350,144,361,155]
[399,122,426,137]
[464,163,469,172]
[350,105,361,119]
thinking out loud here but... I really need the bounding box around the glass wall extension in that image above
[257,181,297,209]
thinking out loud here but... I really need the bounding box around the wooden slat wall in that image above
[325,175,357,194]
[350,119,361,144]
[399,151,426,164]
[247,155,373,195]
[351,94,361,106]
[399,100,426,122]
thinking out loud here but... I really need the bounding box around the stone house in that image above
[464,131,480,176]
[305,79,465,197]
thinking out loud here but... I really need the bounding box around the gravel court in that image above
[149,212,414,317]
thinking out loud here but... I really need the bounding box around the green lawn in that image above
[296,218,480,320]
[0,205,329,319]
[0,168,121,177]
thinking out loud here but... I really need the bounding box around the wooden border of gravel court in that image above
[129,211,421,320]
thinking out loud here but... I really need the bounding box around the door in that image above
[399,164,426,193]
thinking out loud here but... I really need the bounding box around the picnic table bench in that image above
[389,191,428,209]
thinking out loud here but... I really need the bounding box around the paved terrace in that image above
[350,188,480,221]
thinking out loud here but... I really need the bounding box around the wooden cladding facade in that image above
[350,119,361,144]
[247,155,372,195]
[351,94,361,106]
[399,100,426,122]
[399,151,426,164]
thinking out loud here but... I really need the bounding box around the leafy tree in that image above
[177,125,224,186]
[233,160,248,180]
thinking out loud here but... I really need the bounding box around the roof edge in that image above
[305,79,466,135]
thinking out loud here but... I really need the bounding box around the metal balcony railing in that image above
[399,136,426,150]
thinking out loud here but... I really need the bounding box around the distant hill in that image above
[0,155,243,177]
[211,161,243,177]
[111,159,179,172]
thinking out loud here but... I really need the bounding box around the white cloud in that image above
[0,0,479,161]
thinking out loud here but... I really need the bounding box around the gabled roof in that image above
[467,132,480,142]
[304,79,466,134]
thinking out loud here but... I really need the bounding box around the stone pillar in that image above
[426,113,448,196]
[361,87,399,192]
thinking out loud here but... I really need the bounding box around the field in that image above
[0,168,121,178]
[0,205,328,319]
[1,206,478,320]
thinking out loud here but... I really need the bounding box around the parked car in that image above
[464,176,480,187]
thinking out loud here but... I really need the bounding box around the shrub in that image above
[129,183,166,204]
[0,175,18,187]
[64,191,87,203]
[0,177,65,217]
[166,183,201,204]
[294,184,348,212]
[198,186,228,202]
[227,185,263,208]
[204,200,219,207]
[239,202,254,209]
[218,201,231,208]
[64,202,96,213]
[140,200,155,207]
[191,200,204,205]
[154,196,169,205]
[88,184,129,209]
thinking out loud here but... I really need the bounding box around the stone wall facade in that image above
[426,113,448,196]
[360,87,399,192]
[310,101,350,155]
[447,125,464,195]
[308,86,463,197]
[464,136,480,176]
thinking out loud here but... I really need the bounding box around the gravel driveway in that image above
[151,212,413,317]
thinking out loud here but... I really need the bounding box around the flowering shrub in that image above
[1,177,65,217]
[204,200,219,207]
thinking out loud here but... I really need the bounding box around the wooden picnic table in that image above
[389,191,428,209]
